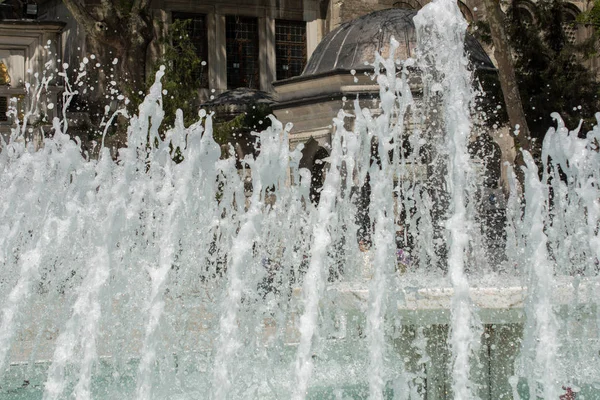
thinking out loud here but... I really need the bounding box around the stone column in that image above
[306,19,324,60]
[329,0,342,31]
[259,16,276,92]
[303,0,323,60]
[208,13,227,93]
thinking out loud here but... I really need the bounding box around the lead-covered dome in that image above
[302,8,494,77]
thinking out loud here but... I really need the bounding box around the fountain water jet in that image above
[414,1,482,397]
[0,0,599,399]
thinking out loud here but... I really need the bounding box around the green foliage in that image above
[121,19,203,161]
[577,0,600,57]
[128,19,273,162]
[213,114,245,145]
[212,104,273,145]
[156,19,203,129]
[578,0,600,36]
[507,0,600,142]
[472,21,493,45]
[134,18,203,131]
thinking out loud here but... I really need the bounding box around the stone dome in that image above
[302,8,494,77]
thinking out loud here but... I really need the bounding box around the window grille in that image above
[561,8,580,45]
[226,16,259,89]
[275,20,307,80]
[172,12,209,88]
[562,18,578,44]
[561,11,579,71]
[562,23,577,44]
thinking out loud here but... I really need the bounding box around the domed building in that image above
[272,8,496,186]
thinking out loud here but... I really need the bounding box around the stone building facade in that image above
[0,0,596,151]
[37,0,327,103]
[0,19,63,139]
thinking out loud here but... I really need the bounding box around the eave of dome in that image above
[202,88,276,107]
[273,67,375,87]
[273,63,496,89]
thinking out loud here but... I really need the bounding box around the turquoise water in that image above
[3,363,600,400]
[3,323,599,399]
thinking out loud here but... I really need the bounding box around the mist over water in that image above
[0,0,599,398]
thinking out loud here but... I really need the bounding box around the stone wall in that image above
[38,0,85,68]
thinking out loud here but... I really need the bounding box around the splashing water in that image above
[414,1,482,398]
[1,0,599,399]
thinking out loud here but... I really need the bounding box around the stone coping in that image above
[0,20,65,32]
[8,276,598,364]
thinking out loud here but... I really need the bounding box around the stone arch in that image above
[297,138,330,204]
[512,0,538,26]
[561,3,582,44]
[298,137,321,170]
[309,146,329,204]
[562,3,582,19]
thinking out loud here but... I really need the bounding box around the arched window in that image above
[513,1,537,27]
[297,138,329,205]
[561,4,581,44]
